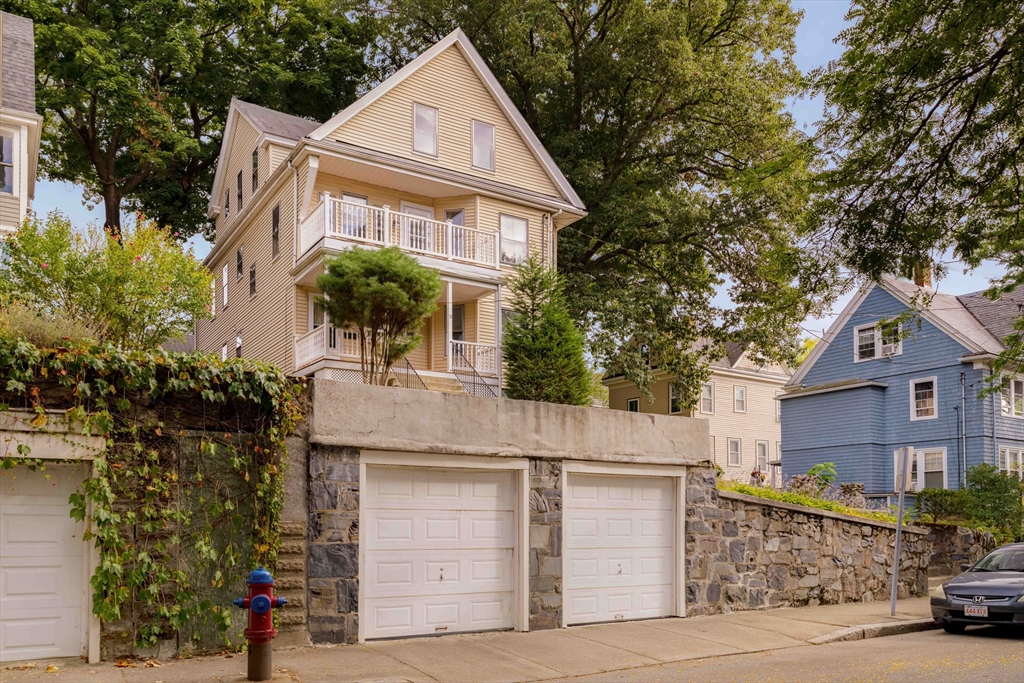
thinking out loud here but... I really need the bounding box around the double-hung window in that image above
[236,248,244,280]
[251,148,259,192]
[894,448,947,491]
[223,189,230,219]
[472,120,495,170]
[999,446,1024,480]
[1001,376,1024,418]
[249,264,257,298]
[910,377,937,421]
[669,384,685,414]
[236,171,244,211]
[0,133,14,194]
[855,321,902,361]
[728,438,742,467]
[413,103,438,156]
[221,264,229,309]
[221,344,228,361]
[756,441,769,472]
[499,214,528,265]
[699,383,714,414]
[733,385,747,413]
[626,398,640,413]
[271,205,280,259]
[235,332,242,358]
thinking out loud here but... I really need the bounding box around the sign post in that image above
[890,445,912,616]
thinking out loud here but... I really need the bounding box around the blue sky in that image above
[32,0,1005,336]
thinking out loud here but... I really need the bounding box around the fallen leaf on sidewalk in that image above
[144,660,163,668]
[115,659,137,668]
[46,664,59,673]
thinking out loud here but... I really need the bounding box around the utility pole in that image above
[890,445,912,617]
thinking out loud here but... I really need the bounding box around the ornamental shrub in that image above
[502,258,591,405]
[913,488,971,522]
[317,247,442,385]
[965,464,1024,540]
[0,213,212,349]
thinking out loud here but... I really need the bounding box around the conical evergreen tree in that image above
[503,258,591,405]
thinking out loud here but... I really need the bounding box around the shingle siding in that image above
[1,12,36,115]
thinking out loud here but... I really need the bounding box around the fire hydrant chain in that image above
[232,567,288,682]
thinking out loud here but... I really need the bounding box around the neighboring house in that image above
[194,29,586,395]
[0,12,41,233]
[781,275,1024,498]
[603,343,791,481]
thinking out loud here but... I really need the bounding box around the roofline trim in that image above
[778,380,889,400]
[306,28,586,212]
[879,277,998,356]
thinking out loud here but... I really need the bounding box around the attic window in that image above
[0,134,14,194]
[854,321,902,361]
[236,171,244,211]
[472,120,494,170]
[413,103,438,156]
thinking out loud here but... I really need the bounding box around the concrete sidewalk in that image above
[1,598,935,683]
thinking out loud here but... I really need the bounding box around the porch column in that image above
[495,284,503,385]
[446,280,453,372]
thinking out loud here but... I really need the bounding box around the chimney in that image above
[912,261,932,289]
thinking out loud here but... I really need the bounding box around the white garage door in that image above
[363,467,516,639]
[0,464,87,662]
[564,473,675,625]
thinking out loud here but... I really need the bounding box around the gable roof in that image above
[233,99,320,141]
[789,277,1013,387]
[307,28,585,211]
[1,12,35,115]
[603,339,790,384]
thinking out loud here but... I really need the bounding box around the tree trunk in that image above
[102,182,122,239]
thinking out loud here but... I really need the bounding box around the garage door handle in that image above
[617,564,622,575]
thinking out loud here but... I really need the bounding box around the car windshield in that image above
[970,547,1024,572]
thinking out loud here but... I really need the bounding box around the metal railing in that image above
[299,197,499,268]
[451,343,499,398]
[390,357,428,391]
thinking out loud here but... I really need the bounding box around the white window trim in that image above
[998,445,1024,480]
[733,385,747,413]
[909,376,938,422]
[221,264,229,309]
[854,321,903,362]
[471,119,495,172]
[0,125,22,198]
[412,102,439,158]
[775,390,783,422]
[221,344,228,361]
[626,398,640,413]
[755,440,769,471]
[699,382,715,415]
[210,280,217,319]
[893,447,948,491]
[669,383,684,415]
[1001,374,1024,418]
[499,213,529,265]
[727,438,742,467]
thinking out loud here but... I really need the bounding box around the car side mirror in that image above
[959,563,971,572]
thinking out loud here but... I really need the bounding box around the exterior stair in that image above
[420,373,469,395]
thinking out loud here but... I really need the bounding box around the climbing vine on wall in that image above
[0,339,303,648]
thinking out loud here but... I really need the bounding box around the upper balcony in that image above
[299,197,500,270]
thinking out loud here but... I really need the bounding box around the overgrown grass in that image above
[718,480,898,524]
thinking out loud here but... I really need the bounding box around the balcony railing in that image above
[299,197,499,269]
[295,325,361,369]
[451,340,499,377]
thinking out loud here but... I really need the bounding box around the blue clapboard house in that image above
[780,276,1024,499]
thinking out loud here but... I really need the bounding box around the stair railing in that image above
[450,344,499,398]
[390,357,428,391]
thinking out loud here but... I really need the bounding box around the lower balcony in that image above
[299,197,500,270]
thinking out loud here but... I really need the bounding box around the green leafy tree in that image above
[316,247,442,385]
[503,257,591,405]
[1,0,371,237]
[795,337,818,365]
[814,0,1024,375]
[0,212,213,348]
[964,464,1024,541]
[370,0,838,400]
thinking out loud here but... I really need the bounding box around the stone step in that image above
[420,374,469,395]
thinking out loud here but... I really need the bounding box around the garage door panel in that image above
[565,473,676,626]
[366,510,514,549]
[365,548,514,598]
[0,608,83,661]
[566,510,673,548]
[1,556,83,610]
[565,548,673,588]
[566,475,672,510]
[0,505,86,558]
[363,466,516,639]
[364,592,514,638]
[365,468,514,510]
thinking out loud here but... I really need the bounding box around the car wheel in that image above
[941,621,966,634]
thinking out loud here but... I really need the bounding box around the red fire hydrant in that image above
[233,567,287,681]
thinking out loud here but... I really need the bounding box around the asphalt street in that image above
[554,626,1024,683]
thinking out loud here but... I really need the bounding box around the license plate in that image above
[964,605,988,618]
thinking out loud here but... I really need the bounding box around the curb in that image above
[810,618,938,645]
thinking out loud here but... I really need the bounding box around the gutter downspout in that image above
[550,209,563,269]
[960,372,967,486]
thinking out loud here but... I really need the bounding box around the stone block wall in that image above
[529,459,562,629]
[685,466,931,616]
[306,444,360,644]
[922,523,997,576]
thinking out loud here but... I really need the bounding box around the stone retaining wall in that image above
[529,459,563,630]
[685,467,931,616]
[922,523,997,576]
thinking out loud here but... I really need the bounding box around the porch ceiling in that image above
[317,154,471,200]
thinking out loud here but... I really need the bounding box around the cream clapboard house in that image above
[604,343,791,481]
[196,29,586,394]
[0,11,41,233]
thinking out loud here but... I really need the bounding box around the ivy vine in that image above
[0,339,303,649]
